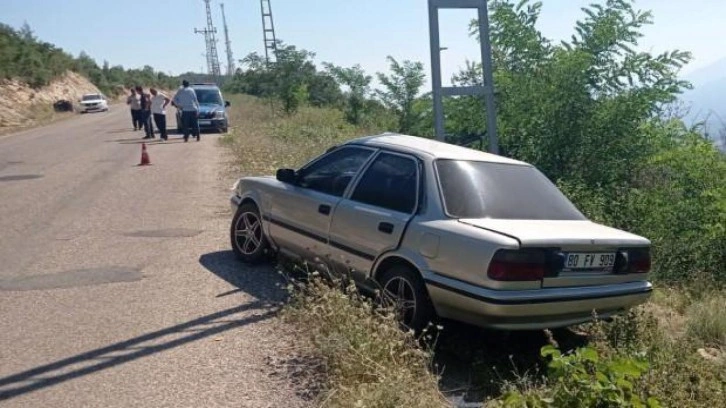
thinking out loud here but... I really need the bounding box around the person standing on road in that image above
[172,80,200,142]
[136,85,154,139]
[150,88,171,141]
[126,88,141,131]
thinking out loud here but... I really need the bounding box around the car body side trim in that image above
[262,215,328,244]
[329,241,376,261]
[261,214,377,261]
[423,272,652,305]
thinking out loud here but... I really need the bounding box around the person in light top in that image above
[150,88,171,141]
[126,88,141,131]
[172,80,200,142]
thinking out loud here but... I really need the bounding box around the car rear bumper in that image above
[423,271,652,330]
[197,118,227,129]
[81,105,105,112]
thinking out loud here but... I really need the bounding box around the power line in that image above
[194,0,222,82]
[260,0,278,65]
[220,3,235,77]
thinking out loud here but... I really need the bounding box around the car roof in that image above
[345,132,529,165]
[190,84,220,90]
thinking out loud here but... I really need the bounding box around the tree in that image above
[449,0,726,284]
[273,43,317,114]
[324,63,372,124]
[225,43,342,113]
[454,0,692,187]
[376,56,426,133]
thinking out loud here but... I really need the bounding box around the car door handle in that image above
[378,222,394,234]
[318,204,331,215]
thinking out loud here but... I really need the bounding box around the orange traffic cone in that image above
[139,142,151,166]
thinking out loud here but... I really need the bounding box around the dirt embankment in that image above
[0,71,103,131]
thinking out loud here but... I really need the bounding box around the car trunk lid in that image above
[459,219,648,247]
[460,218,651,288]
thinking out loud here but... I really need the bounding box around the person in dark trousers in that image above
[135,85,154,139]
[172,80,200,142]
[126,88,141,130]
[149,88,171,141]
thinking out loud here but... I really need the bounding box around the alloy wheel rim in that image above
[234,212,262,255]
[382,277,417,327]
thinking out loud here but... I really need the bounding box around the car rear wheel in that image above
[230,202,269,264]
[378,265,435,333]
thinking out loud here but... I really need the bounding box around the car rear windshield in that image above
[82,94,100,101]
[194,89,223,105]
[434,159,586,220]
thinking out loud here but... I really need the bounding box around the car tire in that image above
[378,265,435,333]
[230,202,269,264]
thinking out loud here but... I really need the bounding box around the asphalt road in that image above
[0,108,307,407]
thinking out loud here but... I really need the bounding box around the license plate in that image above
[564,252,615,270]
[198,120,211,125]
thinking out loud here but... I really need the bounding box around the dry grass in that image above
[221,94,388,177]
[0,101,76,136]
[685,294,726,348]
[281,274,449,408]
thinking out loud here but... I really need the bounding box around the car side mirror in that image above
[225,101,231,107]
[276,168,297,184]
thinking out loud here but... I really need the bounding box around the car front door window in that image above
[350,153,419,213]
[297,147,375,197]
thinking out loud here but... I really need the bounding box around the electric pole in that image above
[260,0,278,65]
[428,0,499,154]
[220,3,235,77]
[194,0,222,83]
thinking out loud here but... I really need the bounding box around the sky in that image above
[2,0,725,89]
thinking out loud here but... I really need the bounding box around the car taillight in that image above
[487,249,547,281]
[613,247,651,274]
[629,247,651,273]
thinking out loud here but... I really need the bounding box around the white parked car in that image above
[79,93,109,113]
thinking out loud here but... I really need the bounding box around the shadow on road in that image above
[198,250,289,304]
[433,321,589,404]
[118,139,189,145]
[0,301,273,401]
[105,128,132,134]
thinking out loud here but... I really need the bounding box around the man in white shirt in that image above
[150,88,171,141]
[126,89,141,131]
[172,80,200,142]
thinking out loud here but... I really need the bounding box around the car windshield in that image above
[82,94,101,101]
[194,89,223,105]
[434,159,586,220]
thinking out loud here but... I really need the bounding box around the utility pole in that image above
[428,0,499,154]
[220,3,235,77]
[260,0,278,65]
[194,0,222,83]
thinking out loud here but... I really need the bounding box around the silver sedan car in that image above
[229,133,653,331]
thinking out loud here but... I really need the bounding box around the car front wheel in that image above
[378,265,435,333]
[230,202,269,264]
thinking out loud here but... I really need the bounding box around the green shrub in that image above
[493,343,660,408]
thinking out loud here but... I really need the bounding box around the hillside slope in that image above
[0,71,101,130]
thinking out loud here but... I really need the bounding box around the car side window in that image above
[350,153,418,213]
[297,147,375,197]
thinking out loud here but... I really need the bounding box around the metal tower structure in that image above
[428,0,499,154]
[220,3,235,77]
[194,0,222,81]
[260,0,278,65]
